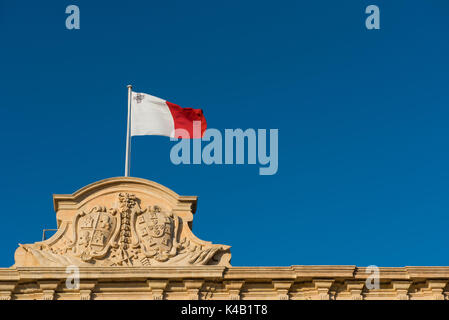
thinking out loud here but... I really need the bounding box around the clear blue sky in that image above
[1,0,448,267]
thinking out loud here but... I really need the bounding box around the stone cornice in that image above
[3,266,448,281]
[1,266,448,300]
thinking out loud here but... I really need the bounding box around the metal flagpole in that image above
[124,84,132,177]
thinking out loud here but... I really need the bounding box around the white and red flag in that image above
[123,86,206,176]
[130,91,207,138]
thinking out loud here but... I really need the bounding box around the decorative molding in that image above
[424,280,447,300]
[312,279,334,300]
[147,280,168,300]
[38,280,59,300]
[184,280,204,300]
[392,281,412,300]
[78,281,96,300]
[0,281,15,300]
[224,280,244,300]
[272,280,293,300]
[345,280,365,300]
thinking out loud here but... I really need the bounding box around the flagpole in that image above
[125,84,132,177]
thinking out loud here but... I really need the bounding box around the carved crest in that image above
[135,206,178,262]
[70,206,119,262]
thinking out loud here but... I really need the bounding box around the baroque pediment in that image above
[14,177,231,267]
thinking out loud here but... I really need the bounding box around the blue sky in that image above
[1,0,449,267]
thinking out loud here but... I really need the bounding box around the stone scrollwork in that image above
[14,192,231,267]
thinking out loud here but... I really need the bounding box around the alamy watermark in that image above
[365,5,380,30]
[64,5,379,31]
[365,265,380,290]
[169,122,278,175]
[65,5,80,30]
[66,265,80,290]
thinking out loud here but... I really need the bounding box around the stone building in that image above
[0,177,448,300]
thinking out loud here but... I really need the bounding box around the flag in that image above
[130,92,207,139]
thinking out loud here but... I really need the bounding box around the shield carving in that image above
[135,206,176,262]
[72,206,118,261]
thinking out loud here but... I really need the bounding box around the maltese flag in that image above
[130,92,207,139]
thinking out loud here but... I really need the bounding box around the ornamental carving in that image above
[14,178,231,267]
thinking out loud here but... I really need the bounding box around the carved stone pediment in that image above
[13,177,231,267]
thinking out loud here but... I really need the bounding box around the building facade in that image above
[0,177,448,300]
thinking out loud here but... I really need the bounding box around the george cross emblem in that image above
[134,93,145,103]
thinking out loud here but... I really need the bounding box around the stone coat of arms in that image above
[13,178,231,267]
